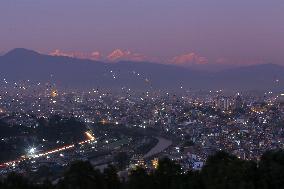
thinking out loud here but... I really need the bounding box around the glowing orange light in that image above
[152,158,159,169]
[51,89,58,97]
[85,131,95,141]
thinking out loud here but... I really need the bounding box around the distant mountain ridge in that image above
[0,48,284,91]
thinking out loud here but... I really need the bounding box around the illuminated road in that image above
[0,131,95,168]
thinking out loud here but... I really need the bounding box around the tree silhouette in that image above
[201,151,257,189]
[127,167,153,189]
[258,150,284,189]
[153,158,182,189]
[114,152,130,170]
[103,165,121,189]
[2,172,33,189]
[57,161,105,189]
[2,150,284,189]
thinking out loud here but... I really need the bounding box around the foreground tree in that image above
[127,167,153,189]
[2,173,33,189]
[114,152,130,170]
[153,158,182,189]
[3,150,284,189]
[181,171,203,189]
[200,151,257,189]
[103,165,121,189]
[258,150,284,189]
[56,161,105,189]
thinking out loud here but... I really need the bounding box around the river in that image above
[143,137,172,159]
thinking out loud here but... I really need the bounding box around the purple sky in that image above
[1,0,284,65]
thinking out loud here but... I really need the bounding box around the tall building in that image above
[223,97,230,111]
[215,96,231,111]
[235,93,243,109]
[276,93,284,107]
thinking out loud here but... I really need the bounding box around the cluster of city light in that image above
[0,159,22,168]
[28,147,36,155]
[28,144,75,158]
[78,132,96,145]
[50,89,58,98]
[0,131,97,168]
[151,158,159,169]
[85,131,96,141]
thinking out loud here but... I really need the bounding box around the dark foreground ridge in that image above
[1,150,284,189]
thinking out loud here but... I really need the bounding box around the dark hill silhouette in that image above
[0,48,284,91]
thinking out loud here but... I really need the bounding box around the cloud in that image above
[50,49,147,62]
[49,49,102,61]
[49,50,208,65]
[107,49,147,62]
[50,49,71,57]
[91,51,102,60]
[170,53,208,65]
[107,49,130,61]
[48,50,265,68]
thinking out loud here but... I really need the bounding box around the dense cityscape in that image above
[1,78,284,185]
[2,0,284,188]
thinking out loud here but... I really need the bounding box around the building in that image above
[234,93,243,109]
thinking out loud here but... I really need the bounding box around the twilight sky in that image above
[1,0,284,66]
